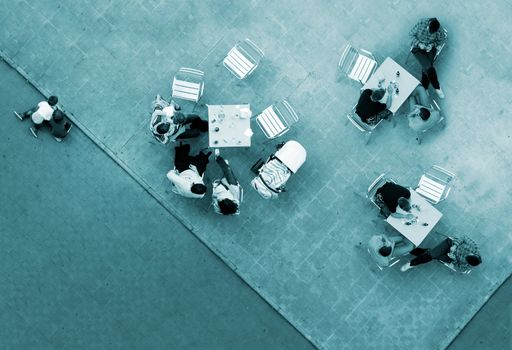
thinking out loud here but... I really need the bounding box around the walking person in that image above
[166,143,211,199]
[49,110,73,142]
[14,95,58,138]
[409,17,447,98]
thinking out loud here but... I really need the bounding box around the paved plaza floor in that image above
[2,0,512,349]
[0,59,314,350]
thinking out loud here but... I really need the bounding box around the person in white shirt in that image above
[150,95,208,144]
[15,95,58,138]
[212,150,241,215]
[166,143,211,199]
[368,234,415,267]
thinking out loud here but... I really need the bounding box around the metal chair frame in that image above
[367,173,397,209]
[346,104,384,145]
[338,44,378,85]
[255,100,299,139]
[406,27,448,64]
[223,38,264,79]
[171,67,205,103]
[416,165,456,204]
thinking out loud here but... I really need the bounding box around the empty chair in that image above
[338,44,378,84]
[416,165,456,204]
[171,67,204,103]
[256,100,299,139]
[223,39,264,79]
[346,104,383,145]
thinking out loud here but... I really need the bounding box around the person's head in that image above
[379,246,392,257]
[156,122,170,134]
[218,198,239,215]
[52,110,64,122]
[371,88,386,101]
[429,18,440,33]
[173,112,186,124]
[48,96,58,106]
[191,183,207,195]
[419,107,431,121]
[466,254,482,267]
[398,197,411,212]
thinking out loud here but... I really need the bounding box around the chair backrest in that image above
[416,165,456,204]
[346,104,383,144]
[339,44,377,84]
[367,248,400,270]
[256,100,299,139]
[223,39,264,79]
[434,28,448,61]
[172,67,204,102]
[367,173,395,208]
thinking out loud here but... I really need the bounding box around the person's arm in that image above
[409,21,421,47]
[385,84,394,109]
[152,109,165,121]
[390,212,414,219]
[166,169,188,190]
[434,28,447,48]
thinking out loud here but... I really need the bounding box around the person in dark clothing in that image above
[355,85,394,124]
[375,182,414,218]
[401,236,481,273]
[49,110,72,142]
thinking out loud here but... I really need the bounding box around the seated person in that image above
[355,84,394,125]
[401,235,481,273]
[406,86,441,142]
[375,182,417,219]
[166,143,210,199]
[212,150,241,215]
[49,110,72,142]
[368,234,415,267]
[150,95,208,144]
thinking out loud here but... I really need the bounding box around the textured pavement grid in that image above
[2,0,512,349]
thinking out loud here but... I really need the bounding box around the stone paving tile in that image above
[3,0,512,349]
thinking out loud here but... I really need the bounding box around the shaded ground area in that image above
[0,59,314,350]
[2,1,512,349]
[448,275,512,350]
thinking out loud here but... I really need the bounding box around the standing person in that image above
[368,234,415,268]
[49,110,72,142]
[355,85,394,125]
[166,143,211,199]
[211,149,241,215]
[409,17,447,98]
[401,235,481,273]
[14,95,58,138]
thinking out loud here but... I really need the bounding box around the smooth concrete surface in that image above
[2,1,512,349]
[0,59,315,350]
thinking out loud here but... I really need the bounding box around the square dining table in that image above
[363,57,420,114]
[386,189,443,246]
[208,104,252,148]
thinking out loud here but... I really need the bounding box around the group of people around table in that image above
[150,95,242,216]
[14,95,72,142]
[368,181,482,273]
[356,17,446,143]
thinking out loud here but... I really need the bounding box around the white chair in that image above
[171,67,204,103]
[223,39,264,79]
[338,44,377,84]
[255,100,299,139]
[416,165,456,204]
